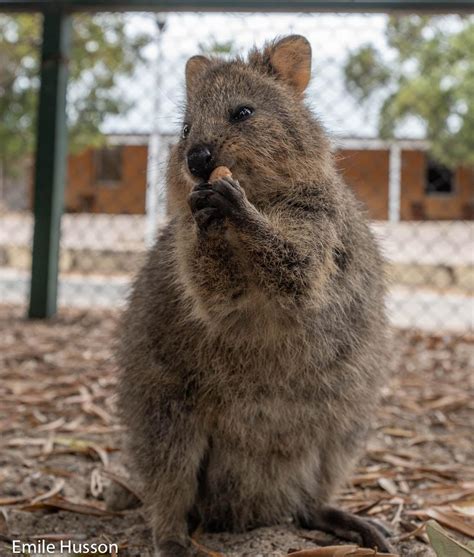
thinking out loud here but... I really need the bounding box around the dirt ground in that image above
[0,305,473,557]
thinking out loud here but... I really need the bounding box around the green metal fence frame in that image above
[4,1,474,12]
[28,12,71,318]
[2,1,473,317]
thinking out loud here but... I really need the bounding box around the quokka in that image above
[107,35,391,556]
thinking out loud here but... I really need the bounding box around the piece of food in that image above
[209,166,232,181]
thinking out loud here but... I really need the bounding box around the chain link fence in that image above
[1,10,473,332]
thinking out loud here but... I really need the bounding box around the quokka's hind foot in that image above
[298,504,393,553]
[105,480,141,511]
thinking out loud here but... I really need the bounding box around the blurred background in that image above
[0,9,474,332]
[0,5,473,556]
[1,9,473,332]
[0,9,472,331]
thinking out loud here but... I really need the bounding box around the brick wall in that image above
[400,150,473,220]
[65,145,147,214]
[63,143,473,220]
[336,149,389,220]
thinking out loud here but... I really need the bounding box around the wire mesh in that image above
[0,11,472,333]
[0,12,40,306]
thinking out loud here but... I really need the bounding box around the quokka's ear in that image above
[185,55,211,95]
[250,35,312,94]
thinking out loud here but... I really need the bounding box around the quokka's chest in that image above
[203,393,327,456]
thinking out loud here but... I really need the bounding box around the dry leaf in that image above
[424,509,474,538]
[21,495,120,517]
[396,521,427,543]
[426,520,474,557]
[381,428,415,438]
[378,478,398,496]
[0,495,30,506]
[288,546,399,556]
[452,499,474,517]
[30,478,65,504]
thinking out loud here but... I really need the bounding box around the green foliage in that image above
[198,39,236,56]
[345,45,391,101]
[0,14,151,178]
[344,15,474,168]
[0,14,40,177]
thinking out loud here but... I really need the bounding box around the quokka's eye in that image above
[230,106,254,123]
[181,123,191,139]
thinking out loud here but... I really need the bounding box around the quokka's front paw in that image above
[188,177,249,231]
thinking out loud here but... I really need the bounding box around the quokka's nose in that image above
[187,144,214,180]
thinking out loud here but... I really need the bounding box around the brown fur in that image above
[110,36,390,556]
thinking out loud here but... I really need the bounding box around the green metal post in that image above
[28,10,71,318]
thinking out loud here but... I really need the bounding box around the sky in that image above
[100,12,405,140]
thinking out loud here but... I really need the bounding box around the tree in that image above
[0,13,151,180]
[344,15,474,168]
[198,39,236,56]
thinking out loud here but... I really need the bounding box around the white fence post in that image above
[145,15,167,248]
[389,143,401,223]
